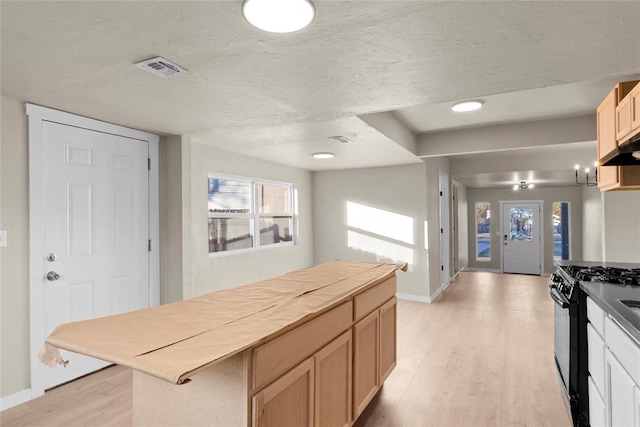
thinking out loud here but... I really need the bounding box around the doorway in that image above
[439,173,450,286]
[501,200,542,275]
[27,105,160,397]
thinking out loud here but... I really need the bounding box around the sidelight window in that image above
[208,175,294,254]
[475,202,491,261]
[553,202,570,260]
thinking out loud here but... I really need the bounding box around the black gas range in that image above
[550,262,640,427]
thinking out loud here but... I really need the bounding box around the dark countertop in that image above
[555,260,640,344]
[580,280,640,344]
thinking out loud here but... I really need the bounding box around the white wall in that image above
[602,190,640,263]
[182,141,314,298]
[0,96,30,398]
[466,186,583,274]
[582,186,603,262]
[312,163,431,299]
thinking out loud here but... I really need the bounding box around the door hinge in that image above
[148,240,151,251]
[441,266,444,271]
[439,191,443,196]
[440,228,443,233]
[148,158,151,170]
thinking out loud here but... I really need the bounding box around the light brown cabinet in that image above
[597,81,640,191]
[352,296,397,420]
[253,357,315,427]
[353,309,380,419]
[630,83,640,133]
[315,331,352,427]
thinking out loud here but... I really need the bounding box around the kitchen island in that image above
[40,260,405,426]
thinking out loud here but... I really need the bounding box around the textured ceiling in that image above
[2,1,640,176]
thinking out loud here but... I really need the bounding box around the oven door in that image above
[549,282,571,397]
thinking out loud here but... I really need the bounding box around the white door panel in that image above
[42,121,149,389]
[502,201,541,275]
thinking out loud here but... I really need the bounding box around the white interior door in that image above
[502,201,542,275]
[42,121,150,389]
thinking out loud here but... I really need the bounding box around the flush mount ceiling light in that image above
[451,100,484,113]
[513,181,534,190]
[242,0,315,33]
[312,152,335,159]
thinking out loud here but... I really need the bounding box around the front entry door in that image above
[502,201,541,275]
[42,121,150,389]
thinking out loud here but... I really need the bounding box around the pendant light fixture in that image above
[242,0,315,33]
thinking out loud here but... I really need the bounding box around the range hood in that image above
[601,132,640,166]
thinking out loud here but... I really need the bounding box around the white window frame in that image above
[207,174,295,256]
[475,201,491,262]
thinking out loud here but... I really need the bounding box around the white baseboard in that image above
[1,388,32,411]
[396,293,432,303]
[397,279,450,304]
[466,267,502,273]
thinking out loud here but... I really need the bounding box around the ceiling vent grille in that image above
[329,136,353,144]
[135,56,188,78]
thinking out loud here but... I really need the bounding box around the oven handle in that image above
[548,284,570,308]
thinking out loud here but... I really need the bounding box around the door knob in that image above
[46,271,60,281]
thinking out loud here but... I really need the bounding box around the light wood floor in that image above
[1,272,571,427]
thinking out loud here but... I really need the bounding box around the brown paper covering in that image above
[41,260,405,384]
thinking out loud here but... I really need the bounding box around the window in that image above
[475,202,491,261]
[208,175,294,254]
[553,201,570,260]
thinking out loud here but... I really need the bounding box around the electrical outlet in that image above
[0,230,7,248]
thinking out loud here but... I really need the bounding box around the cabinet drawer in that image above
[252,301,352,391]
[353,277,396,322]
[605,316,640,385]
[587,297,606,338]
[588,323,606,394]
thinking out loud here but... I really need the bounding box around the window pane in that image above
[208,178,251,214]
[553,202,570,260]
[476,202,491,260]
[509,208,533,241]
[258,216,293,246]
[208,218,253,253]
[257,184,291,214]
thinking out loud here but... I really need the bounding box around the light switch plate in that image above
[0,230,7,248]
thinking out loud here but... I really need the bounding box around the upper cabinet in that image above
[597,81,640,192]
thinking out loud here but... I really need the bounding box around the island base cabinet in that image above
[605,349,638,427]
[315,331,352,427]
[252,358,315,427]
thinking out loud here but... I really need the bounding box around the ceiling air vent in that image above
[135,56,188,78]
[329,136,353,144]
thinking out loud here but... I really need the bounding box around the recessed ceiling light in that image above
[242,0,315,33]
[312,152,335,159]
[451,100,484,113]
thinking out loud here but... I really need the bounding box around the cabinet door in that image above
[632,84,640,132]
[616,94,633,141]
[315,331,352,427]
[597,88,621,190]
[588,376,607,427]
[605,349,636,427]
[253,358,314,427]
[379,298,397,383]
[353,310,379,420]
